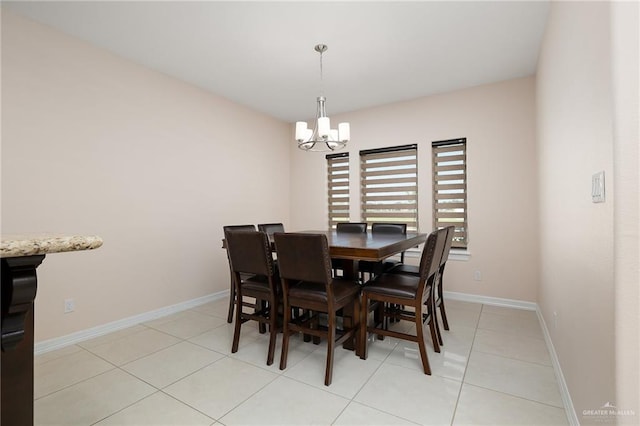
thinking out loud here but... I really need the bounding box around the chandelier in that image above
[296,44,350,152]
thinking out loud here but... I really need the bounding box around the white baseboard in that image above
[34,290,228,355]
[444,290,538,311]
[443,290,576,425]
[536,307,579,426]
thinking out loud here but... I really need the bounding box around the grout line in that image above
[462,382,567,410]
[450,303,483,425]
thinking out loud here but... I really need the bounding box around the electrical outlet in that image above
[64,299,75,313]
[553,311,558,329]
[473,270,482,281]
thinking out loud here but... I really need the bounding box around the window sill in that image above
[404,248,470,261]
[448,249,471,261]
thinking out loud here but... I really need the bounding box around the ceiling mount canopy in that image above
[296,44,350,152]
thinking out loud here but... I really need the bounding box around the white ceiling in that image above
[5,1,550,123]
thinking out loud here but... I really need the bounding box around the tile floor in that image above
[34,298,569,425]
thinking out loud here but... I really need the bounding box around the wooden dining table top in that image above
[222,230,427,262]
[287,230,427,262]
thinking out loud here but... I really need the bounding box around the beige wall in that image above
[1,11,291,342]
[536,1,617,422]
[290,77,539,302]
[611,1,640,422]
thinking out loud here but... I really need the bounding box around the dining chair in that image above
[257,223,285,236]
[224,229,280,365]
[388,225,455,345]
[333,222,367,278]
[359,228,447,374]
[223,224,256,324]
[358,223,408,281]
[335,222,367,233]
[274,232,361,386]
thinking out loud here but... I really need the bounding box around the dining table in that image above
[292,230,427,279]
[222,228,427,352]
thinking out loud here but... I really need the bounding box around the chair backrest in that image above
[273,233,332,284]
[371,223,407,235]
[257,223,285,236]
[336,222,367,234]
[418,228,447,283]
[223,224,256,233]
[439,226,456,268]
[222,225,256,261]
[224,230,274,277]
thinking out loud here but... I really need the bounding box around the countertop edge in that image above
[0,235,104,258]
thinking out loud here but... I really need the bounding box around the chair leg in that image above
[439,297,450,331]
[360,294,369,360]
[433,300,444,347]
[257,299,267,334]
[266,298,278,366]
[435,315,444,346]
[415,308,432,375]
[427,302,440,354]
[279,301,292,370]
[227,277,235,323]
[352,296,361,358]
[231,291,242,353]
[325,312,336,386]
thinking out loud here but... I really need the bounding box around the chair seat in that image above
[289,278,360,305]
[363,273,420,300]
[388,263,419,276]
[242,274,281,294]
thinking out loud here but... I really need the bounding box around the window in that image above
[360,145,418,231]
[432,138,467,248]
[326,152,350,228]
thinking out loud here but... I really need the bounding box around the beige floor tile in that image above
[362,333,400,361]
[477,311,544,340]
[453,383,569,425]
[443,299,483,313]
[190,298,231,319]
[443,305,482,329]
[385,325,474,381]
[283,344,383,398]
[481,304,539,321]
[77,325,148,349]
[84,328,181,366]
[94,391,215,425]
[188,322,259,355]
[464,352,563,408]
[145,310,227,339]
[122,341,225,388]
[473,328,552,365]
[355,363,461,425]
[219,375,349,425]
[333,401,419,425]
[35,348,115,399]
[230,332,313,373]
[163,357,277,420]
[34,369,155,426]
[35,344,83,365]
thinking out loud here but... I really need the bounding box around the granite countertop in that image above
[0,234,103,258]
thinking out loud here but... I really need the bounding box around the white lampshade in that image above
[318,117,330,138]
[304,128,313,141]
[295,122,308,141]
[338,123,350,142]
